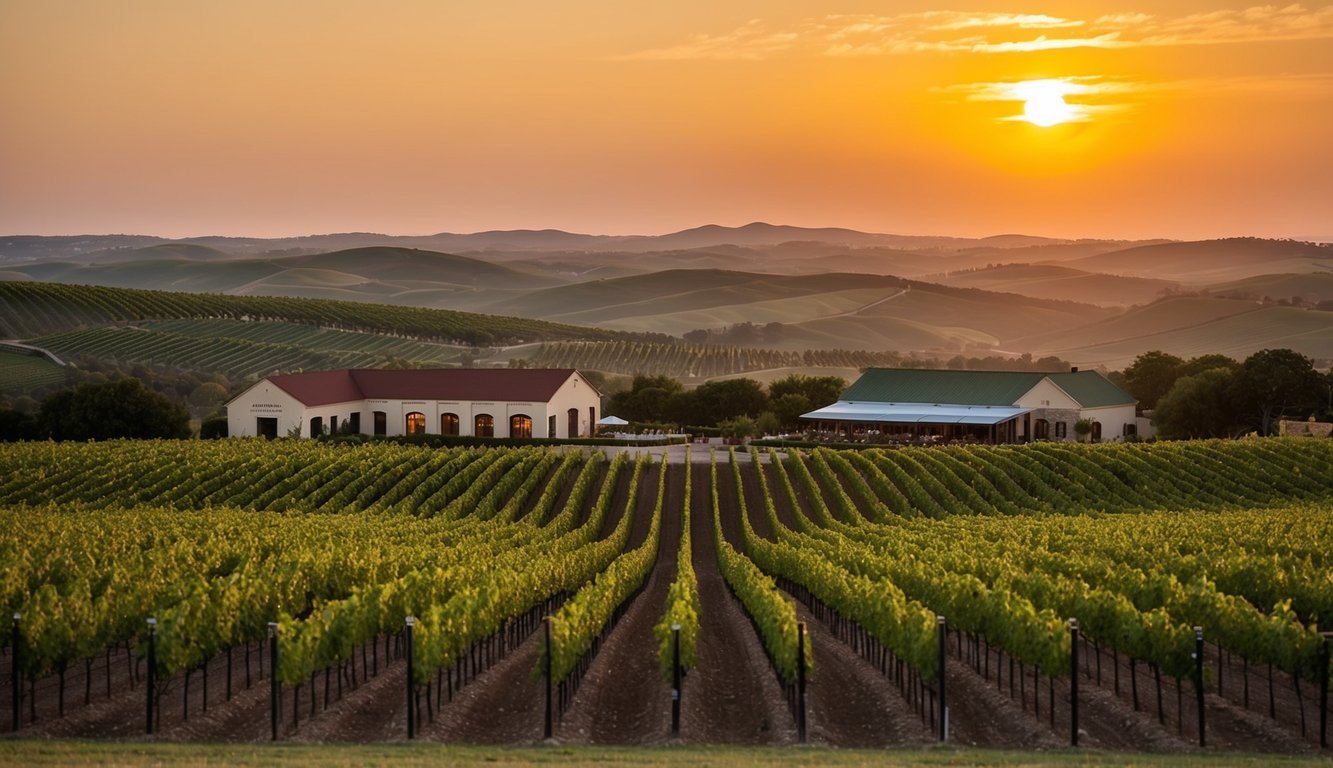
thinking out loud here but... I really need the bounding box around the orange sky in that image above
[1,1,1330,240]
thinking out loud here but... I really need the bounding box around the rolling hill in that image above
[1206,272,1333,304]
[1059,238,1333,284]
[1020,296,1333,368]
[931,263,1179,307]
[486,268,1117,352]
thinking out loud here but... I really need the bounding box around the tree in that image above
[199,413,229,439]
[189,381,229,410]
[1230,349,1324,435]
[755,411,782,437]
[0,409,40,441]
[38,378,191,441]
[1122,351,1184,411]
[1177,353,1238,379]
[607,375,685,424]
[771,393,813,430]
[718,415,758,441]
[1073,418,1094,442]
[769,375,845,410]
[689,378,768,427]
[1154,368,1240,439]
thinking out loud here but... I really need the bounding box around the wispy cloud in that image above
[939,72,1333,123]
[937,76,1133,123]
[621,5,1333,60]
[615,19,800,61]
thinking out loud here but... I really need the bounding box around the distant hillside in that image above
[1,225,1160,264]
[1207,273,1333,304]
[0,280,634,346]
[85,243,234,263]
[931,263,1178,306]
[0,246,555,308]
[1061,238,1333,283]
[1021,295,1333,368]
[485,267,1114,353]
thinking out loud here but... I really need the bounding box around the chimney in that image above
[1070,366,1079,373]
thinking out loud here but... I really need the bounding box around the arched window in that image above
[441,412,459,436]
[1033,418,1050,440]
[510,414,532,439]
[309,416,324,437]
[405,412,426,436]
[475,414,494,438]
[567,407,579,439]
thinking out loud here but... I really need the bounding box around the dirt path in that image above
[680,463,796,744]
[793,602,934,748]
[285,653,408,743]
[557,464,681,744]
[418,630,545,744]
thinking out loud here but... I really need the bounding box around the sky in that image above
[1,1,1330,240]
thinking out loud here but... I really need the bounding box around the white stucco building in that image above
[801,367,1146,443]
[226,368,600,439]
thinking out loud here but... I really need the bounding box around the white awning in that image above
[800,401,1030,426]
[597,415,630,426]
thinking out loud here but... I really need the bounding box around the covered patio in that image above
[799,402,1031,445]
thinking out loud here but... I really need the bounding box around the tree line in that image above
[1121,348,1332,439]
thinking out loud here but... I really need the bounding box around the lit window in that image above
[475,414,494,437]
[406,412,426,436]
[510,414,532,439]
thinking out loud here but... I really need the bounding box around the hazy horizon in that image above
[3,2,1330,241]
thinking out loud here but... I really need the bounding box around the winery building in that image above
[801,368,1141,444]
[227,368,600,439]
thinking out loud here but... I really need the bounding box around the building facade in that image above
[801,367,1142,444]
[227,368,600,439]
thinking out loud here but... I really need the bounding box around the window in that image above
[567,408,579,439]
[510,414,532,439]
[329,415,338,434]
[475,414,494,437]
[548,415,556,439]
[1055,421,1067,439]
[441,412,459,436]
[1091,421,1102,442]
[589,407,596,434]
[309,416,324,437]
[256,417,278,440]
[373,411,387,437]
[349,412,361,434]
[1123,422,1137,437]
[405,412,426,436]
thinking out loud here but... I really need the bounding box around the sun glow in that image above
[1014,79,1080,126]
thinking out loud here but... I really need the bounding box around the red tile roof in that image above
[267,368,587,407]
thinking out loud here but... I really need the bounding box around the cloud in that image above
[939,72,1333,123]
[621,5,1333,60]
[936,76,1134,123]
[615,20,801,61]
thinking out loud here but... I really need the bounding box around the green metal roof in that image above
[1046,370,1137,408]
[841,368,1134,408]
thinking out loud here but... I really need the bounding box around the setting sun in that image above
[1016,80,1079,127]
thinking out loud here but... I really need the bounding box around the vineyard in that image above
[526,340,910,379]
[0,347,67,393]
[29,323,469,382]
[0,281,628,347]
[0,438,1331,755]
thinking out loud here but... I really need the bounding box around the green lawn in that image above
[1,742,1328,768]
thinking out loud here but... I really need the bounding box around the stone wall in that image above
[1279,418,1333,437]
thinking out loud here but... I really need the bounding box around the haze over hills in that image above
[1,226,1330,371]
